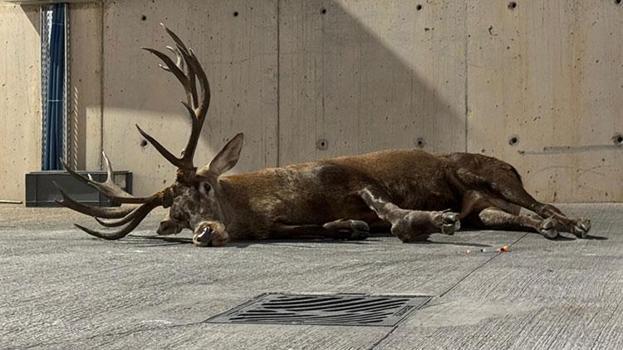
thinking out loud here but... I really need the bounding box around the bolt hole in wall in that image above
[141,15,147,21]
[613,133,623,146]
[508,1,517,10]
[616,0,622,5]
[416,4,423,11]
[415,137,426,148]
[321,8,327,14]
[316,139,328,151]
[233,11,239,17]
[140,139,148,147]
[508,135,519,146]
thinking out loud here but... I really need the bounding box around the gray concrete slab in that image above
[377,204,623,350]
[0,204,621,349]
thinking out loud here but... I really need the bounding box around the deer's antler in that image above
[57,25,210,239]
[140,23,211,177]
[56,24,211,240]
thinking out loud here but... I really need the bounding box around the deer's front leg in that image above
[358,188,460,242]
[193,221,229,247]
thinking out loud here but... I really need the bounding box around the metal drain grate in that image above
[207,293,432,327]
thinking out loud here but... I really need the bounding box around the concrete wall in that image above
[466,0,623,202]
[1,0,621,202]
[69,2,103,171]
[0,4,41,202]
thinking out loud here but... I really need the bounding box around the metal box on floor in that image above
[25,171,132,207]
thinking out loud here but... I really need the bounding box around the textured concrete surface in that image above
[0,204,621,349]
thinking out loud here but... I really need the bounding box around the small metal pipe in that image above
[0,200,23,205]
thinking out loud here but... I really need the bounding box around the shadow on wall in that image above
[278,0,466,163]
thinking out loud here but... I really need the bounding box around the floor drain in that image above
[207,293,432,327]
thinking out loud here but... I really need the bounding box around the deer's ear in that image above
[207,133,244,176]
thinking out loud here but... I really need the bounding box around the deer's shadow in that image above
[114,228,609,249]
[115,232,503,249]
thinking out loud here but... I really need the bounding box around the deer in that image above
[56,25,591,247]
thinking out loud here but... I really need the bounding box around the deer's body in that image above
[219,150,456,239]
[58,25,591,246]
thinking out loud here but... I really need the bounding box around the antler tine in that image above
[74,200,163,240]
[165,46,184,72]
[162,23,190,56]
[55,184,137,218]
[187,48,210,115]
[161,24,199,108]
[179,46,210,165]
[94,204,150,227]
[135,124,187,168]
[102,151,125,189]
[61,160,154,204]
[143,48,191,99]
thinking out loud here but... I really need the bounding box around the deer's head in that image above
[57,24,242,243]
[155,133,244,236]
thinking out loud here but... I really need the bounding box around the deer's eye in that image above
[202,183,211,194]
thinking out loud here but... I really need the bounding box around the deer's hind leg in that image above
[459,190,558,239]
[357,187,460,243]
[494,188,591,238]
[455,168,591,238]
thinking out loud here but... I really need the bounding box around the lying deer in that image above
[57,25,591,247]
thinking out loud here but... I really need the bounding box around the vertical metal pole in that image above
[62,2,69,168]
[40,7,50,169]
[63,3,75,170]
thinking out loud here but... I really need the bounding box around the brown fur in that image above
[163,148,591,246]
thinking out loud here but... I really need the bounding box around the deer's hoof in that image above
[324,219,370,240]
[539,217,559,239]
[348,229,369,241]
[193,225,213,247]
[350,220,370,233]
[347,221,370,240]
[572,218,591,239]
[440,212,460,235]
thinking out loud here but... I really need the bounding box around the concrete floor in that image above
[0,204,621,350]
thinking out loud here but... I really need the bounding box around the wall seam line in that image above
[464,1,469,153]
[276,0,281,167]
[98,0,104,169]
